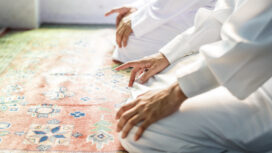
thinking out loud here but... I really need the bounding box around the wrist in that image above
[168,82,187,104]
[159,53,170,66]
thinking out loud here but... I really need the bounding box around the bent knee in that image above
[112,35,160,62]
[118,127,144,153]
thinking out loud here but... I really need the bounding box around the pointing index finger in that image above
[115,62,136,71]
[129,67,141,87]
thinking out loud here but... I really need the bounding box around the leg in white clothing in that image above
[112,23,187,63]
[119,82,272,153]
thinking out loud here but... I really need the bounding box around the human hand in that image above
[105,7,137,27]
[116,82,187,141]
[105,7,137,48]
[115,16,133,48]
[116,53,170,87]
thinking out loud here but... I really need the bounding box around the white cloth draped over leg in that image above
[118,0,272,152]
[112,23,187,63]
[119,56,272,153]
[112,0,216,63]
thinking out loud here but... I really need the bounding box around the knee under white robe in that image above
[121,56,272,153]
[119,0,272,152]
[112,0,217,63]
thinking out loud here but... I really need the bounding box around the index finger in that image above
[129,67,142,87]
[115,61,137,71]
[116,100,137,120]
[134,120,152,141]
[105,8,120,16]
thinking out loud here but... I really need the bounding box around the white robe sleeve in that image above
[128,0,152,9]
[130,0,217,37]
[177,0,272,100]
[159,0,235,63]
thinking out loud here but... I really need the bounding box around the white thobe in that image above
[112,0,216,63]
[119,0,272,152]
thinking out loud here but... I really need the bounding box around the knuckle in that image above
[127,120,135,126]
[116,31,122,35]
[140,75,146,81]
[121,114,128,120]
[131,69,137,73]
[145,115,153,121]
[138,126,146,132]
[137,104,145,111]
[143,108,149,114]
[137,102,144,108]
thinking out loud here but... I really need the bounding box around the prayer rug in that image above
[0,25,130,152]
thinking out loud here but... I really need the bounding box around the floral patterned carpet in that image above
[0,25,130,152]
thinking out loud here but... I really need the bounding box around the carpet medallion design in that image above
[0,25,130,152]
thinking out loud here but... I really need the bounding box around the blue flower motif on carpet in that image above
[70,111,85,118]
[25,124,73,145]
[33,126,66,143]
[86,130,113,151]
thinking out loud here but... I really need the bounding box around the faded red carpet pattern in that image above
[0,25,130,152]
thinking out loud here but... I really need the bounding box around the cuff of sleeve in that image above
[159,42,190,64]
[159,32,193,64]
[177,56,219,98]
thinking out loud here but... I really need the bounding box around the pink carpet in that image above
[0,25,130,152]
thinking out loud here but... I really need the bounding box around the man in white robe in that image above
[114,0,272,152]
[106,0,216,63]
